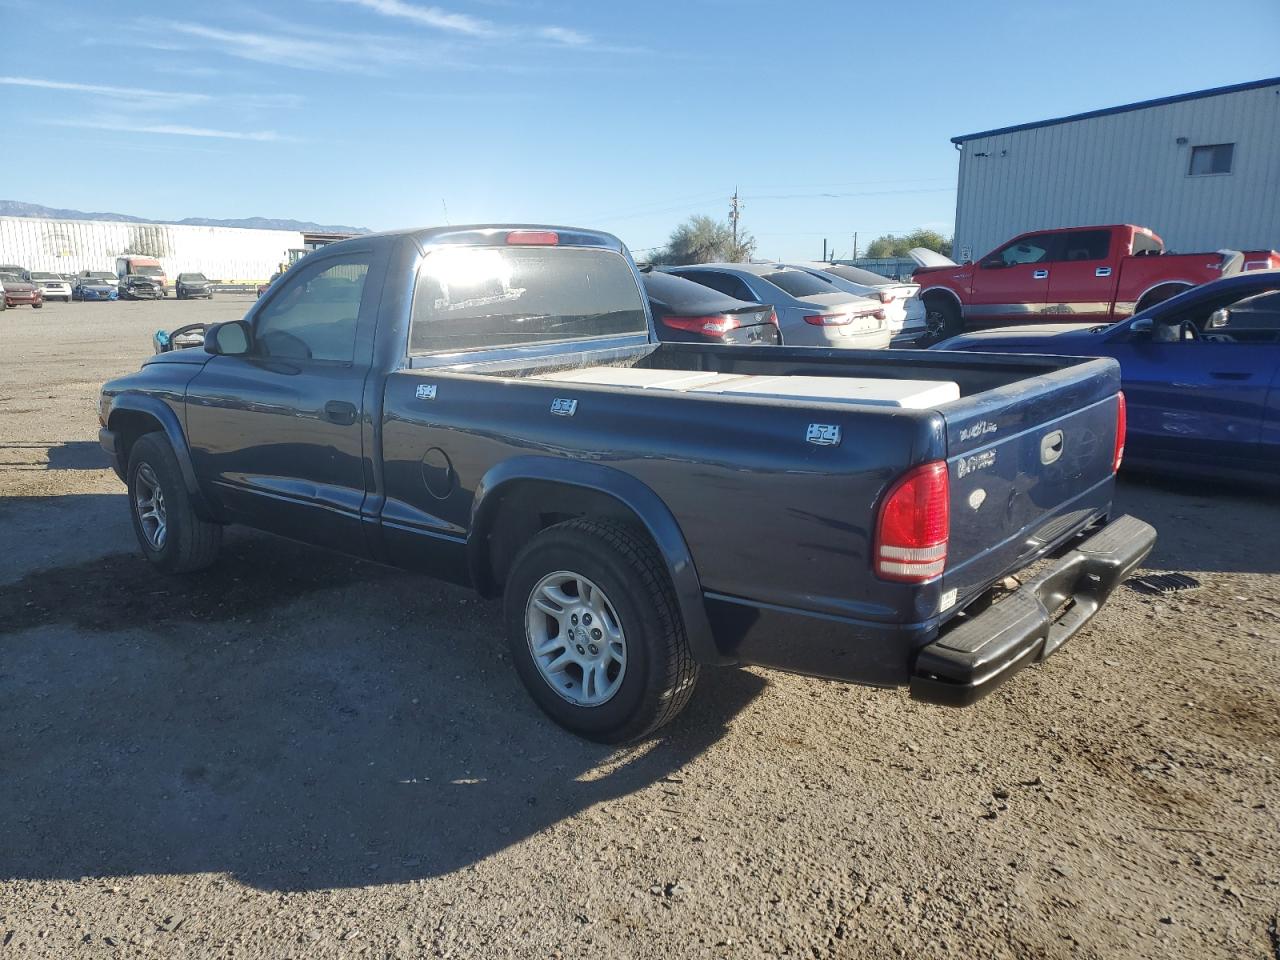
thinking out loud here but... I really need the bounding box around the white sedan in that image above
[787,262,925,343]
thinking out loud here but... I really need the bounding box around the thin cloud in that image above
[45,118,290,142]
[169,21,420,73]
[332,0,494,37]
[0,75,210,109]
[329,0,601,48]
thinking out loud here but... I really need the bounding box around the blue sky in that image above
[2,0,1278,260]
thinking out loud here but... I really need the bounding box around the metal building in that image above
[0,217,320,282]
[951,77,1280,263]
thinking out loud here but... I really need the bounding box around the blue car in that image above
[934,271,1280,482]
[73,273,120,301]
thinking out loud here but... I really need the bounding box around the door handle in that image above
[324,400,358,424]
[1095,266,1112,277]
[1032,269,1049,280]
[1209,371,1250,381]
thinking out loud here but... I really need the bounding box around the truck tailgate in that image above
[938,358,1122,614]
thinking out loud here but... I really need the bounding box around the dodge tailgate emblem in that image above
[806,424,841,446]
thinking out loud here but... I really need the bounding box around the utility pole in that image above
[822,238,827,262]
[852,232,858,261]
[729,188,741,250]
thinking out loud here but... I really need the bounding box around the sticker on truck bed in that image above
[956,450,996,478]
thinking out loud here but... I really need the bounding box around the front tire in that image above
[922,294,962,343]
[503,519,698,743]
[127,433,222,573]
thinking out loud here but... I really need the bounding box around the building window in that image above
[1189,143,1234,176]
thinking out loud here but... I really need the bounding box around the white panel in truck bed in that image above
[532,366,959,408]
[690,375,959,408]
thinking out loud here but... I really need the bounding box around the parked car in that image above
[788,262,926,343]
[119,274,163,300]
[257,271,283,298]
[640,268,779,345]
[115,256,168,297]
[913,224,1280,339]
[175,273,214,300]
[663,263,890,349]
[74,272,120,301]
[29,271,72,302]
[1,271,43,308]
[933,271,1280,482]
[99,224,1154,741]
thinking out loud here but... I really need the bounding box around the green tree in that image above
[648,214,755,265]
[864,229,952,259]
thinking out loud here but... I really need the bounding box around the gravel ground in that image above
[1,298,1277,959]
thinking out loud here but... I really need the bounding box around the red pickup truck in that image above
[914,224,1280,338]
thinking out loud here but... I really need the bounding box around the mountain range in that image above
[0,200,369,235]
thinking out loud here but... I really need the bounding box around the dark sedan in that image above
[934,271,1280,483]
[640,268,779,345]
[176,272,214,299]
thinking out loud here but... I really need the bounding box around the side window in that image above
[254,256,370,362]
[1059,230,1111,262]
[987,234,1058,267]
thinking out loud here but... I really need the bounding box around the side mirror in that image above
[1206,307,1229,330]
[205,320,251,356]
[1127,317,1154,340]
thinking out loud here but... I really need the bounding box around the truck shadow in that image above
[0,532,764,891]
[0,441,109,471]
[1114,474,1280,574]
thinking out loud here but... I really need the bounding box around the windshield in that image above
[87,273,115,281]
[31,272,57,281]
[133,265,164,277]
[179,273,207,281]
[760,270,837,298]
[410,246,647,353]
[0,273,21,282]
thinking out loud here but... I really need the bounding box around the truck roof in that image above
[329,224,627,255]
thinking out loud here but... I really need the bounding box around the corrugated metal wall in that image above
[0,217,306,281]
[953,83,1280,262]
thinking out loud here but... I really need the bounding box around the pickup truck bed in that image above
[100,224,1155,741]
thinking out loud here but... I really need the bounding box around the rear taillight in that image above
[661,314,740,336]
[804,313,851,326]
[767,308,779,327]
[876,290,895,304]
[874,461,949,583]
[1113,391,1126,472]
[505,230,559,245]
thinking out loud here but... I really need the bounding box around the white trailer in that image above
[0,216,307,282]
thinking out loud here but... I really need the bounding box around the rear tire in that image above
[127,433,221,574]
[503,518,698,743]
[32,302,42,309]
[1134,284,1190,315]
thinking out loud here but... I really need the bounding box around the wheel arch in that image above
[107,394,215,519]
[469,456,728,666]
[919,286,964,310]
[1133,280,1193,314]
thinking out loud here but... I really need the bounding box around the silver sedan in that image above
[662,263,889,348]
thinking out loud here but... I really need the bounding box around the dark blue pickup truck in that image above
[99,225,1155,742]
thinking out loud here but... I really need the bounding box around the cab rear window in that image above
[410,246,647,353]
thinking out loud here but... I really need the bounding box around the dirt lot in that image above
[1,297,1277,959]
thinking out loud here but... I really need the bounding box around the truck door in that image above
[184,248,384,553]
[968,231,1061,327]
[1046,229,1117,320]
